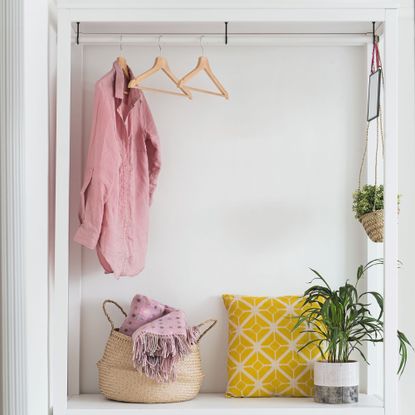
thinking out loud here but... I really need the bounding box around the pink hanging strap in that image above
[371,37,382,74]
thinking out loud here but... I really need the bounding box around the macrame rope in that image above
[372,113,380,211]
[379,105,384,158]
[358,122,370,190]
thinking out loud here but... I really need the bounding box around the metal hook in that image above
[158,35,163,56]
[119,34,123,53]
[372,21,379,44]
[225,22,228,45]
[200,35,205,57]
[76,22,80,45]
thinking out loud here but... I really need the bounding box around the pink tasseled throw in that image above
[119,295,199,382]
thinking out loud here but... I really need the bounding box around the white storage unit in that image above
[54,1,399,414]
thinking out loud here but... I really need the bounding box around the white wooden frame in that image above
[54,2,399,414]
[1,1,50,415]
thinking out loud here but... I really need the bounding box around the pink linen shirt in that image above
[74,61,161,277]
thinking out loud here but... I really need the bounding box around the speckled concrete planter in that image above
[314,361,359,404]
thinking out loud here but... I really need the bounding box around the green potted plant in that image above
[352,185,384,243]
[294,259,412,404]
[352,185,400,243]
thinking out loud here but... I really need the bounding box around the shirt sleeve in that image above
[74,84,118,249]
[142,96,161,205]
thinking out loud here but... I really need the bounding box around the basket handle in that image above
[102,299,127,330]
[196,319,217,343]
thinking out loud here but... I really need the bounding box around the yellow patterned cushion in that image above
[222,294,320,398]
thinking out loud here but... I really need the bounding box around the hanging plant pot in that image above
[359,209,384,243]
[314,361,359,404]
[352,185,399,244]
[353,185,385,243]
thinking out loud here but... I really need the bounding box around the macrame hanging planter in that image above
[353,32,388,243]
[356,111,385,243]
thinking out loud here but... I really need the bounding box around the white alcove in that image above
[54,4,399,414]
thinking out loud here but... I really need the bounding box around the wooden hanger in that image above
[128,56,192,99]
[178,56,229,99]
[116,56,130,96]
[117,35,130,95]
[117,56,129,78]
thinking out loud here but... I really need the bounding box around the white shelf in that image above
[67,393,384,415]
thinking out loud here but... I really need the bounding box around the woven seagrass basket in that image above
[97,300,217,404]
[359,209,384,243]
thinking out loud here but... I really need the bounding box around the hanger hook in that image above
[200,35,205,56]
[120,34,123,53]
[158,35,163,56]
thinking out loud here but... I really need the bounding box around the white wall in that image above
[397,4,415,415]
[71,44,368,394]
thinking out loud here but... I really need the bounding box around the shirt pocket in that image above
[78,168,93,224]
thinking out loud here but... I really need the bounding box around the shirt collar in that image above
[113,60,142,103]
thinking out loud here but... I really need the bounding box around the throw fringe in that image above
[132,326,199,383]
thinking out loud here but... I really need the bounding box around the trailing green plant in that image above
[352,185,400,219]
[294,259,413,376]
[352,185,384,219]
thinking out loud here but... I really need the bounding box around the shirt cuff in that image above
[74,224,99,250]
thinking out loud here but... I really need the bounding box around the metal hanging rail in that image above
[73,19,382,46]
[72,32,373,46]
